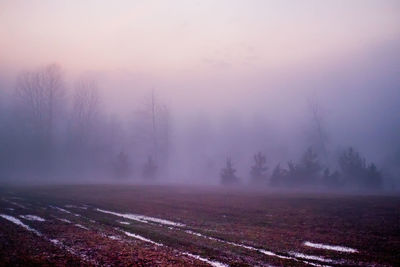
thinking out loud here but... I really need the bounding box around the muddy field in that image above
[0,185,399,266]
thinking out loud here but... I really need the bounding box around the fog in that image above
[0,1,399,191]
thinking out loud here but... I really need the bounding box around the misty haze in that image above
[0,1,399,266]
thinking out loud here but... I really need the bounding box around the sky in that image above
[1,0,399,74]
[0,0,400,174]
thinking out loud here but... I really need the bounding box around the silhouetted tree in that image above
[15,64,65,144]
[365,163,382,189]
[307,96,329,163]
[338,147,365,178]
[270,148,322,187]
[270,163,287,186]
[338,147,382,190]
[220,158,239,185]
[282,148,321,187]
[250,152,268,184]
[299,147,321,184]
[133,90,170,174]
[13,64,65,175]
[70,78,100,145]
[285,161,298,186]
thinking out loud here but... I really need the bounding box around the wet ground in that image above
[0,185,399,266]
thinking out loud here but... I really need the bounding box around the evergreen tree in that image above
[283,148,321,187]
[250,152,268,184]
[365,163,382,189]
[220,158,239,185]
[270,163,287,186]
[338,147,382,190]
[299,147,321,184]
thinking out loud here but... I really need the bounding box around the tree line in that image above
[220,147,383,191]
[0,64,389,190]
[0,64,170,181]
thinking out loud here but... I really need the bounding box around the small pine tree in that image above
[143,156,157,180]
[365,163,382,189]
[338,147,382,190]
[220,158,239,185]
[338,147,365,181]
[299,147,321,184]
[270,163,287,186]
[250,152,268,184]
[301,148,320,173]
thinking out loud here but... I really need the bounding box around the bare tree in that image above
[70,78,100,145]
[148,89,170,162]
[15,64,65,143]
[307,95,329,163]
[133,89,170,172]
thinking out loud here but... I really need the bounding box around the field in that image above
[0,185,399,266]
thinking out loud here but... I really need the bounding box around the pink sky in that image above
[1,0,399,76]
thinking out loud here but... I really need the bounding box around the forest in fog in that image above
[1,1,399,192]
[0,62,399,191]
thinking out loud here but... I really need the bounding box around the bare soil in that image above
[0,185,399,266]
